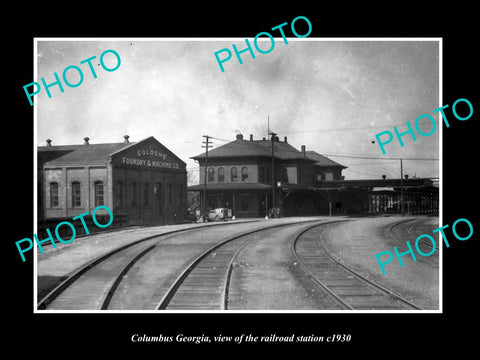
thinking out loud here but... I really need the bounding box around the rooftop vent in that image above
[124,135,130,143]
[46,139,52,147]
[84,137,90,145]
[236,134,244,140]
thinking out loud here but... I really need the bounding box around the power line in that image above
[322,153,439,161]
[210,136,230,142]
[285,123,409,134]
[188,129,439,163]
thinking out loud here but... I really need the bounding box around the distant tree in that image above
[187,170,200,211]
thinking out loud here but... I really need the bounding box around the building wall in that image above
[202,190,267,218]
[43,165,111,219]
[313,166,344,181]
[112,167,186,226]
[42,164,187,226]
[200,163,259,184]
[199,158,316,186]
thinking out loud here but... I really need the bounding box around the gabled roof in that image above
[192,138,316,162]
[39,136,187,167]
[39,142,133,166]
[305,151,347,169]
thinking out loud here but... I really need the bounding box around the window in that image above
[94,181,104,207]
[72,182,81,207]
[178,184,183,204]
[231,167,238,182]
[208,167,215,183]
[324,172,334,181]
[154,182,163,197]
[281,168,289,183]
[117,181,124,208]
[259,167,264,183]
[50,182,59,207]
[265,167,271,184]
[218,167,225,183]
[144,182,150,207]
[131,181,137,208]
[155,182,163,215]
[241,166,248,181]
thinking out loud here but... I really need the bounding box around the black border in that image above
[7,5,479,353]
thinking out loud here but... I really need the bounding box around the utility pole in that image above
[270,130,276,218]
[400,158,404,217]
[202,135,212,222]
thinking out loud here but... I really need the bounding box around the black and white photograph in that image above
[7,7,479,353]
[34,38,441,313]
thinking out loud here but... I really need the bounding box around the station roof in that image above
[313,178,438,190]
[188,182,272,191]
[192,137,311,161]
[305,151,347,169]
[192,134,344,167]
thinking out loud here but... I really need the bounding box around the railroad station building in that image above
[188,133,439,218]
[188,133,347,218]
[37,135,187,232]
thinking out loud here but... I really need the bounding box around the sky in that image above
[36,38,440,183]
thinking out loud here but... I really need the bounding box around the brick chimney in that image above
[250,134,253,141]
[301,145,306,157]
[284,136,288,143]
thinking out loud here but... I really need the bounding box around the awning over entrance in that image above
[188,182,271,191]
[313,178,437,191]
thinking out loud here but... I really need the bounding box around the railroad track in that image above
[389,218,439,253]
[292,222,422,310]
[38,219,330,311]
[154,228,260,310]
[38,226,203,310]
[155,219,344,310]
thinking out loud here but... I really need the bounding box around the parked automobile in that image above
[207,208,230,221]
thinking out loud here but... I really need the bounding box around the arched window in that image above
[218,167,225,183]
[231,167,238,182]
[144,182,150,207]
[241,166,248,181]
[72,181,81,207]
[155,182,163,215]
[168,183,173,204]
[116,181,124,208]
[208,167,215,183]
[178,184,183,204]
[50,182,59,207]
[131,181,137,208]
[94,181,104,207]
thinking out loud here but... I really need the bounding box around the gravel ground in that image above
[36,217,329,307]
[319,216,440,310]
[37,220,259,278]
[228,220,344,310]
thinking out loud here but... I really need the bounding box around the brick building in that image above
[188,133,346,218]
[37,135,187,229]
